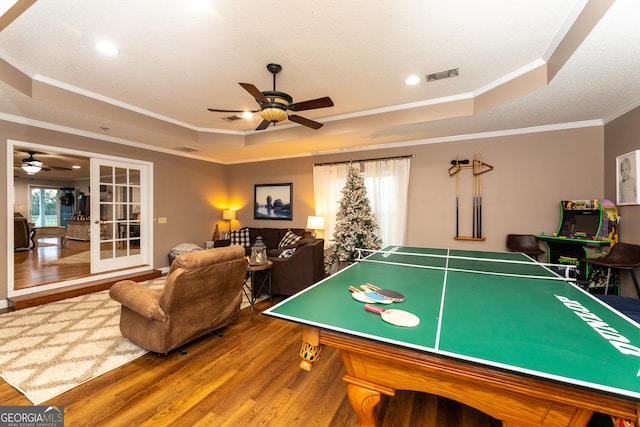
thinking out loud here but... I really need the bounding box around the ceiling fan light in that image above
[22,163,42,174]
[261,107,287,123]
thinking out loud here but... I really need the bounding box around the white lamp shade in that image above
[21,163,42,174]
[222,209,236,221]
[306,215,325,230]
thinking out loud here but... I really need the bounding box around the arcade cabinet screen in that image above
[560,211,600,237]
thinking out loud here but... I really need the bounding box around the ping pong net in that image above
[355,247,577,282]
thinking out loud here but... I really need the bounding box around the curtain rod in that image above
[313,154,414,167]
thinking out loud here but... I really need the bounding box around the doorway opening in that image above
[8,140,154,298]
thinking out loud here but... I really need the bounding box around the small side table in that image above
[32,226,69,251]
[243,260,273,319]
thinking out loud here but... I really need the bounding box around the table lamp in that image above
[222,209,236,233]
[306,215,325,237]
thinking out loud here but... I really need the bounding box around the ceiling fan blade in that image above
[46,165,73,171]
[207,108,248,113]
[239,83,268,104]
[255,120,271,131]
[289,96,334,111]
[288,114,323,130]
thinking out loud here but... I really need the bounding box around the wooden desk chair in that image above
[506,234,545,261]
[581,242,640,296]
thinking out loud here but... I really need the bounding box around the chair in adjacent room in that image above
[506,234,545,261]
[110,245,248,355]
[581,242,640,297]
[14,215,33,251]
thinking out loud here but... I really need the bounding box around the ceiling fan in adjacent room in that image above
[208,63,334,131]
[16,151,73,175]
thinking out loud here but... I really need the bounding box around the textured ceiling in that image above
[1,0,640,165]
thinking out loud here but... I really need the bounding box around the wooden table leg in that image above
[346,383,382,427]
[300,326,323,371]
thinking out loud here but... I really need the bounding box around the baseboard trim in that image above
[8,270,162,310]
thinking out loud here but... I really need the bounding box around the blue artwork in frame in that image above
[254,183,293,220]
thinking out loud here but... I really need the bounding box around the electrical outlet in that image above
[158,217,167,224]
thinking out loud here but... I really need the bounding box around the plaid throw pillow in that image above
[230,228,251,247]
[279,230,302,249]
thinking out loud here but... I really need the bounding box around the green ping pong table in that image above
[263,246,640,427]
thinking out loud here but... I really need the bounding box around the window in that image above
[313,157,411,247]
[30,187,60,227]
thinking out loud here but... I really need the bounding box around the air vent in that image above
[222,115,242,122]
[427,68,459,82]
[174,146,201,153]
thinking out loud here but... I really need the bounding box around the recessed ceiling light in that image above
[96,40,119,56]
[404,75,420,85]
[72,165,81,169]
[185,0,208,11]
[241,111,254,119]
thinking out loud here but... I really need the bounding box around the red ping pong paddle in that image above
[364,304,420,327]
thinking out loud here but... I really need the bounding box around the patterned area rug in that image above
[0,277,259,404]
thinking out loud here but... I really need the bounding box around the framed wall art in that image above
[616,150,640,205]
[254,183,293,220]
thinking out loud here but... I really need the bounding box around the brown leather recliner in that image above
[109,245,248,354]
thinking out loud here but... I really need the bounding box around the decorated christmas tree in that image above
[329,164,382,264]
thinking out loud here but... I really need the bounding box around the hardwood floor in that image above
[14,238,92,290]
[10,238,159,309]
[0,298,504,426]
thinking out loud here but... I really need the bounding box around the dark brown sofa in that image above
[216,227,325,296]
[109,245,248,354]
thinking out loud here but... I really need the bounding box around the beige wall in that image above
[227,157,317,231]
[229,126,604,252]
[604,107,640,296]
[605,107,640,242]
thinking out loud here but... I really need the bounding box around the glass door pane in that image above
[30,187,59,227]
[91,158,148,274]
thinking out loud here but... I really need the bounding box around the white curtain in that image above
[313,163,350,248]
[313,157,411,248]
[363,158,411,246]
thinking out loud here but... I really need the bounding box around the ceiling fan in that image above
[208,63,334,131]
[17,151,72,175]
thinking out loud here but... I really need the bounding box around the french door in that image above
[90,158,150,274]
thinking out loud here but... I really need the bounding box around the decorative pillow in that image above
[279,230,302,249]
[230,228,251,247]
[278,248,296,258]
[170,243,203,254]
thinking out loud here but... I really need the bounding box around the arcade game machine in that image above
[537,199,619,293]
